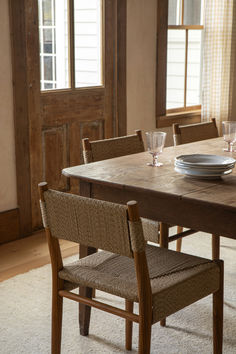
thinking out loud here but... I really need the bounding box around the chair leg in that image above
[79,245,96,336]
[125,300,133,351]
[212,234,220,260]
[51,291,63,354]
[213,260,224,354]
[160,222,169,327]
[176,226,183,252]
[79,286,93,336]
[138,309,152,354]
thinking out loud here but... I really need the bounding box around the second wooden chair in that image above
[173,118,220,259]
[82,130,195,249]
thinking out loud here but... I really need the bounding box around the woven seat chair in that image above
[39,182,223,354]
[173,118,220,259]
[82,130,190,248]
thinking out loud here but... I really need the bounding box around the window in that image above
[38,0,103,91]
[167,0,204,112]
[156,0,204,121]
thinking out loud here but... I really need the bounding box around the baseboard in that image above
[0,208,20,244]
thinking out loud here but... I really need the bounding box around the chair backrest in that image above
[82,130,144,163]
[172,118,218,146]
[39,184,146,258]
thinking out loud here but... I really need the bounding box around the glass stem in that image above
[153,154,158,166]
[230,142,234,152]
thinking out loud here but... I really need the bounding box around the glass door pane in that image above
[38,0,69,90]
[74,0,103,88]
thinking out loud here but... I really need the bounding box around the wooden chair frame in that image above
[38,182,223,354]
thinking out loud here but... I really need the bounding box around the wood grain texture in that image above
[0,209,20,244]
[156,0,168,119]
[25,0,43,230]
[116,0,127,136]
[42,126,69,191]
[41,90,104,123]
[9,0,32,237]
[63,138,236,238]
[0,231,78,281]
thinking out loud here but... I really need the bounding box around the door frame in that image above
[9,0,127,238]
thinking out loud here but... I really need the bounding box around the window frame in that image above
[156,0,203,126]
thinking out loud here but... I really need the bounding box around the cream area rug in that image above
[1,232,236,354]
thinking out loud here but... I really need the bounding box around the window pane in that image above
[44,56,53,80]
[42,0,54,26]
[74,0,103,88]
[166,30,185,110]
[45,83,54,89]
[43,29,53,53]
[168,0,181,25]
[186,30,203,106]
[39,0,69,90]
[184,0,202,25]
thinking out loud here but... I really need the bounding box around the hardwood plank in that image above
[0,231,78,282]
[0,209,20,244]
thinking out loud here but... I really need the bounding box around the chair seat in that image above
[59,245,220,322]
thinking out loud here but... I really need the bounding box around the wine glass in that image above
[145,131,166,166]
[222,121,236,152]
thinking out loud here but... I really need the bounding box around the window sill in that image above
[157,109,201,128]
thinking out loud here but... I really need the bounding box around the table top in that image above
[63,137,236,238]
[63,137,236,210]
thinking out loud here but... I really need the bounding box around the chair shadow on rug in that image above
[38,182,223,354]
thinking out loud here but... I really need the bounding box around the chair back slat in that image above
[173,118,218,146]
[83,131,144,164]
[42,189,133,258]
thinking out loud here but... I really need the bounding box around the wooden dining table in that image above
[62,136,236,334]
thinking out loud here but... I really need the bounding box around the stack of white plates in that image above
[175,154,235,179]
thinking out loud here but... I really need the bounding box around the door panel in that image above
[42,125,69,190]
[41,89,104,123]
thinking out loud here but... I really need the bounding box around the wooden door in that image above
[10,0,127,236]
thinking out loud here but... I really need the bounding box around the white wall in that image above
[0,0,17,212]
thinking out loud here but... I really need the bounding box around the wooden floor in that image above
[0,230,78,282]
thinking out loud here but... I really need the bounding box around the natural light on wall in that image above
[38,0,102,91]
[166,0,204,111]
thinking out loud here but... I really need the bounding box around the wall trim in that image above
[0,208,20,244]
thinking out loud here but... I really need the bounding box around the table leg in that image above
[159,222,169,327]
[79,244,97,335]
[212,234,220,260]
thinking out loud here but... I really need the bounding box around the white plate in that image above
[175,154,235,167]
[175,160,235,172]
[175,166,233,179]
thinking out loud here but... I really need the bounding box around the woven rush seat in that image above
[59,245,219,323]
